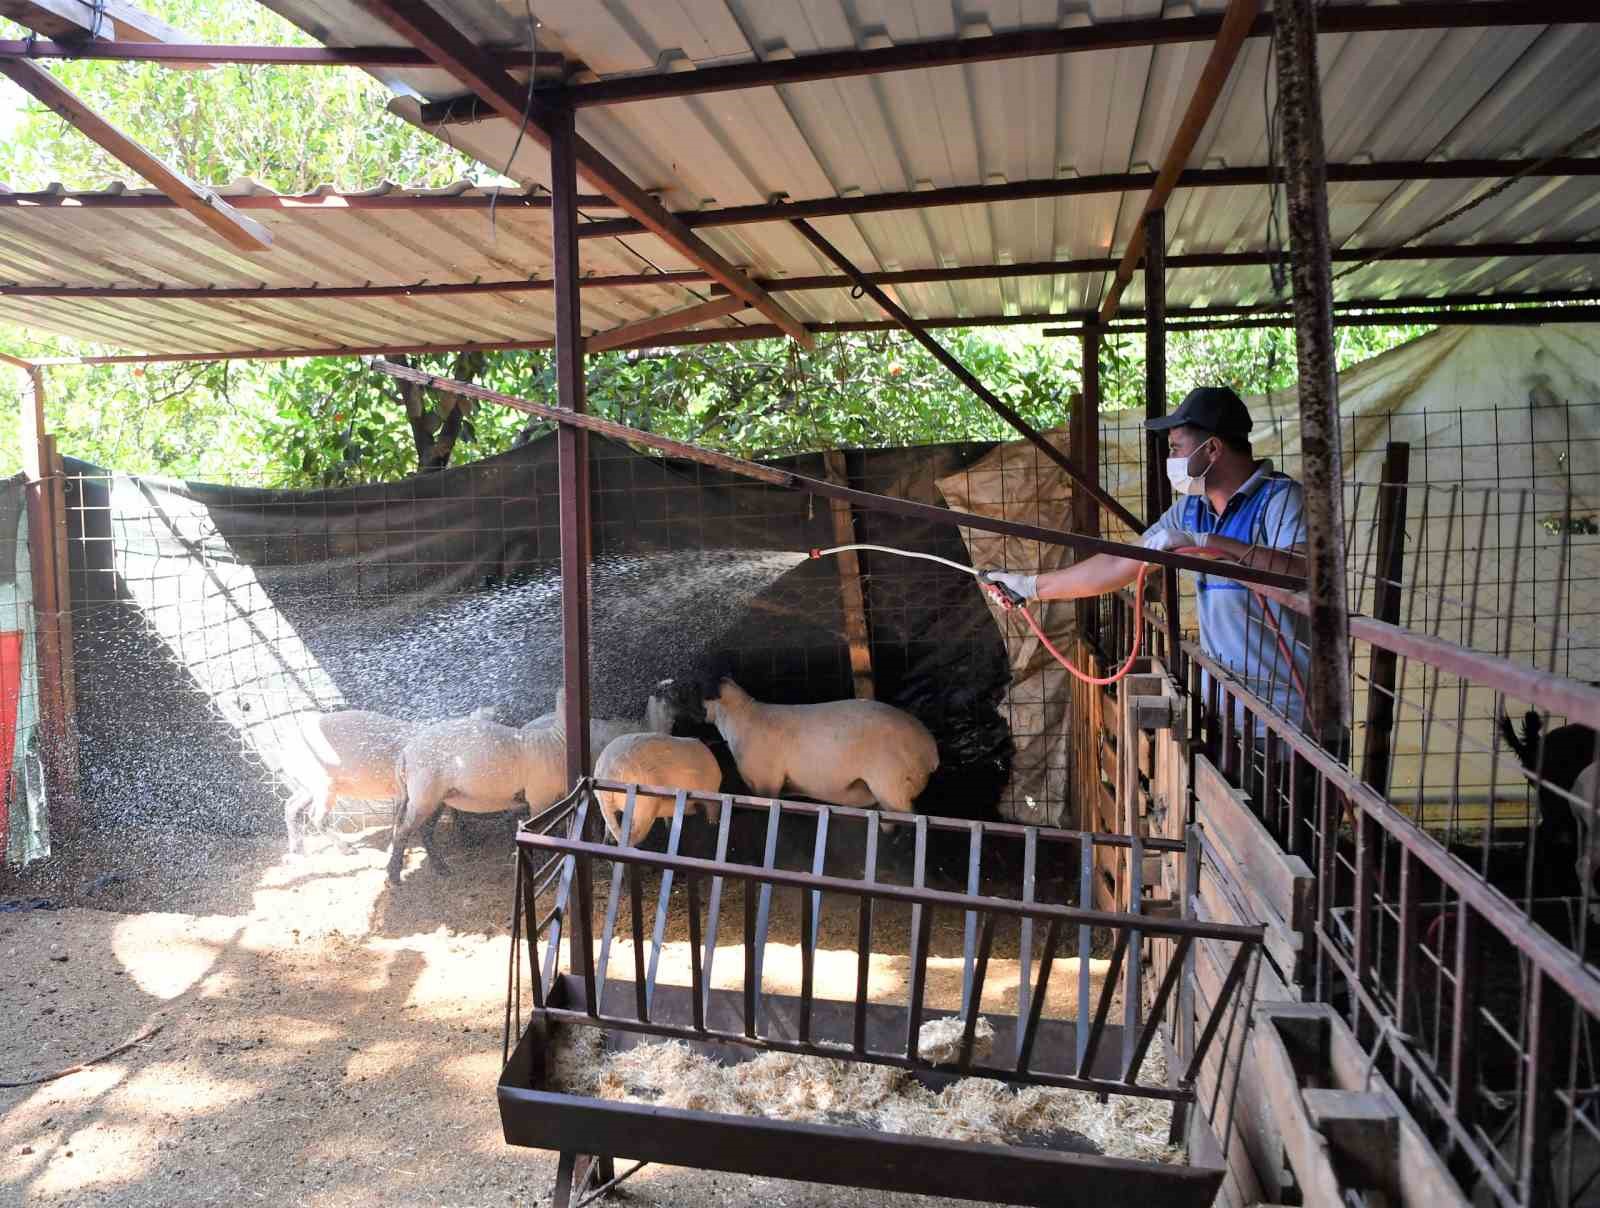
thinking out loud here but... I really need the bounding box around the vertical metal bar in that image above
[961,820,982,1017]
[700,797,734,1017]
[575,852,598,1017]
[1395,846,1420,1040]
[1449,902,1482,1131]
[550,98,593,792]
[905,814,932,1060]
[521,849,544,1013]
[1144,207,1184,675]
[743,872,758,1039]
[799,878,815,1045]
[1517,971,1557,1205]
[854,821,878,1055]
[1184,942,1255,1084]
[1179,826,1200,1065]
[627,861,646,1021]
[644,790,687,1012]
[809,806,829,954]
[1078,930,1129,1079]
[594,786,636,1011]
[1352,807,1375,1038]
[958,912,997,1071]
[1018,920,1062,1074]
[1126,936,1192,1084]
[685,873,706,1035]
[1015,827,1038,1062]
[542,851,575,993]
[1077,838,1094,1070]
[1272,0,1352,755]
[1075,333,1103,644]
[751,801,781,1032]
[1123,832,1145,1074]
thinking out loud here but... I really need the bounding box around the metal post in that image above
[550,102,592,785]
[1272,0,1352,753]
[1143,209,1183,673]
[1361,442,1410,791]
[1073,330,1103,643]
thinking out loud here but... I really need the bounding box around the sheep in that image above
[389,714,568,884]
[1569,761,1600,914]
[594,732,724,845]
[273,704,498,855]
[1499,709,1596,892]
[702,677,939,825]
[538,683,677,757]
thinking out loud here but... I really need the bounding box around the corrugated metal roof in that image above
[4,1,1599,356]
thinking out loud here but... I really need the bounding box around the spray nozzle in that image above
[979,571,1025,610]
[808,548,823,560]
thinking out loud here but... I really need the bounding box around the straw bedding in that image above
[547,1018,1181,1164]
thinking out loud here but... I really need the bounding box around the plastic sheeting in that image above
[936,429,1078,827]
[64,437,1014,835]
[1,476,46,867]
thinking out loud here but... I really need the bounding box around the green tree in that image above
[0,0,480,192]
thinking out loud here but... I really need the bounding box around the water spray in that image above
[808,542,1307,701]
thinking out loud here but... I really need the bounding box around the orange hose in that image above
[998,545,1308,707]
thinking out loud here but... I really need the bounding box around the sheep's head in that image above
[703,675,748,724]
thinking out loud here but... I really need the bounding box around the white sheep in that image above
[702,677,939,825]
[1571,761,1599,916]
[389,714,569,883]
[537,683,677,758]
[594,732,724,845]
[274,704,498,855]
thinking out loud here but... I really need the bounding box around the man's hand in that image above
[981,570,1037,603]
[1141,528,1210,553]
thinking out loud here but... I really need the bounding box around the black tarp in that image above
[64,435,1015,837]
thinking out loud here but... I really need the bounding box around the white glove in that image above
[1141,528,1209,552]
[982,570,1038,601]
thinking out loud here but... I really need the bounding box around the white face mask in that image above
[1165,439,1216,497]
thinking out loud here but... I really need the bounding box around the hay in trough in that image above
[549,1017,1180,1164]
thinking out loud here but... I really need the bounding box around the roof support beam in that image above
[0,0,184,43]
[354,0,813,348]
[583,295,748,354]
[436,1,1600,114]
[26,294,1600,366]
[569,159,1600,242]
[0,58,272,251]
[789,216,1145,533]
[1099,0,1261,321]
[0,36,562,69]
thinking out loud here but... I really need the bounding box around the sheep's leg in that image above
[864,772,918,835]
[420,807,451,877]
[283,788,312,856]
[627,801,659,847]
[387,789,427,885]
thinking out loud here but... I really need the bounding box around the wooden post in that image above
[1361,442,1409,793]
[820,450,874,700]
[1272,0,1353,754]
[1144,209,1184,675]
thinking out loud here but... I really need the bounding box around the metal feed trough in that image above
[498,781,1264,1207]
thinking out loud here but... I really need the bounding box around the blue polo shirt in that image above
[1145,460,1309,725]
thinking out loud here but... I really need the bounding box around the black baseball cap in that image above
[1145,386,1253,441]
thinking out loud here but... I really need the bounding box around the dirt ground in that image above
[0,815,1128,1208]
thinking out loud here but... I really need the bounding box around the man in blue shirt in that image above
[987,386,1311,724]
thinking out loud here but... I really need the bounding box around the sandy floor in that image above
[0,817,1135,1208]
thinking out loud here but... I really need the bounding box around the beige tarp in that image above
[1093,323,1600,810]
[936,429,1079,827]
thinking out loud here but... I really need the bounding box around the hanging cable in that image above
[488,0,540,242]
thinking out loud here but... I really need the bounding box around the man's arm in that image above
[1198,535,1306,580]
[1033,552,1144,601]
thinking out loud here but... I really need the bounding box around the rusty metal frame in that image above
[508,779,1263,1099]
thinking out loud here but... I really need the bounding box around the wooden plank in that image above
[0,0,186,42]
[820,449,874,700]
[0,59,271,251]
[1193,1036,1271,1207]
[1301,1089,1400,1202]
[1194,834,1302,983]
[1252,1009,1348,1208]
[1195,755,1314,929]
[584,295,748,353]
